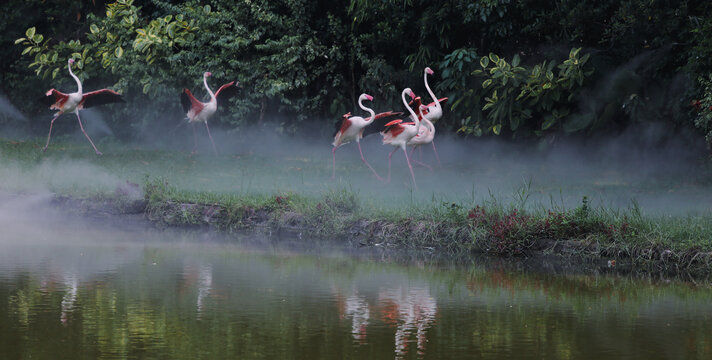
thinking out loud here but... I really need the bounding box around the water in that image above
[0,200,711,359]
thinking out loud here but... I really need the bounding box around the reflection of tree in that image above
[378,287,437,358]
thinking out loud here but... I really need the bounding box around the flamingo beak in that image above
[426,67,434,75]
[409,90,415,99]
[365,95,373,101]
[69,58,75,64]
[206,72,212,77]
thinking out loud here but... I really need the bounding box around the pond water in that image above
[0,196,711,359]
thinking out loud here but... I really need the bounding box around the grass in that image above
[1,137,712,275]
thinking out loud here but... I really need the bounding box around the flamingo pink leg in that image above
[402,147,417,189]
[386,147,398,183]
[43,114,60,152]
[76,112,102,155]
[410,145,433,171]
[331,147,337,179]
[204,121,218,156]
[357,141,383,181]
[432,140,442,167]
[191,123,198,154]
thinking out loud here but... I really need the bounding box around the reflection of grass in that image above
[1,139,712,274]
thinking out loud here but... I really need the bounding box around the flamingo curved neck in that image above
[204,75,215,101]
[69,62,82,94]
[359,97,376,124]
[424,71,439,110]
[402,90,420,133]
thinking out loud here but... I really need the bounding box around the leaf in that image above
[541,115,556,130]
[488,53,499,63]
[90,24,100,34]
[480,56,489,68]
[15,38,26,44]
[143,83,151,94]
[136,29,147,36]
[115,46,124,58]
[482,79,492,88]
[34,34,43,43]
[22,46,33,55]
[26,27,36,39]
[512,53,520,67]
[52,67,60,79]
[204,5,211,13]
[492,124,501,135]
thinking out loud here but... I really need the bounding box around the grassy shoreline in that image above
[47,176,712,277]
[2,138,712,276]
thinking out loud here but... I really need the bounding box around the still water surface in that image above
[0,198,711,359]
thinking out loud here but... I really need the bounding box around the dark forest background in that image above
[2,0,712,150]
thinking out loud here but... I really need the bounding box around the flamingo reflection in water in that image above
[378,286,437,357]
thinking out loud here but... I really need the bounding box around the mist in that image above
[1,86,711,217]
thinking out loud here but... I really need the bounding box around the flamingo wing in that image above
[180,88,204,114]
[332,112,353,137]
[215,81,238,108]
[362,112,405,138]
[41,89,69,110]
[425,97,448,108]
[80,89,124,109]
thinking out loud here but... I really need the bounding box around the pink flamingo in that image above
[408,67,447,166]
[406,96,435,171]
[42,58,124,154]
[180,72,237,156]
[381,88,421,188]
[332,93,401,180]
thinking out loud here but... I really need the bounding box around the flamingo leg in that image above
[43,114,60,152]
[204,121,218,156]
[331,147,337,179]
[76,112,102,155]
[386,147,398,184]
[432,140,442,167]
[410,145,432,171]
[402,146,417,189]
[191,123,198,154]
[357,141,383,181]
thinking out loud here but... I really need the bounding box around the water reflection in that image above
[0,219,711,359]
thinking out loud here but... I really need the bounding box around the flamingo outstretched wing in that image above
[362,111,405,138]
[80,89,124,109]
[41,89,70,110]
[181,88,204,114]
[215,81,238,108]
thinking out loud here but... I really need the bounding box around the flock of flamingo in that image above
[42,58,446,187]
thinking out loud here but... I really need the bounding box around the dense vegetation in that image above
[1,0,712,144]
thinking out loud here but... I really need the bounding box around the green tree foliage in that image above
[4,0,712,144]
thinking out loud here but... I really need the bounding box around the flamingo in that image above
[407,67,447,166]
[332,93,401,180]
[42,58,124,154]
[406,96,435,171]
[180,72,237,156]
[381,88,420,188]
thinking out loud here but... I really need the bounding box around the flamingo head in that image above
[425,67,434,75]
[404,88,414,99]
[204,71,212,77]
[363,94,373,101]
[68,58,75,65]
[343,112,352,119]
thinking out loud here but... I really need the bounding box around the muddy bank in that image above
[45,191,712,278]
